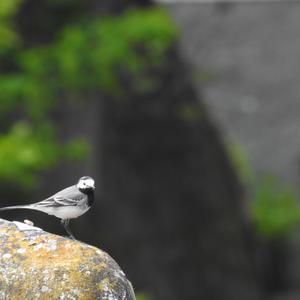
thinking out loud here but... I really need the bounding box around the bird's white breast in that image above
[36,205,90,219]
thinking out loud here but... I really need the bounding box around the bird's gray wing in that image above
[35,185,86,208]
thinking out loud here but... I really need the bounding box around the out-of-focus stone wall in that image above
[168,3,300,187]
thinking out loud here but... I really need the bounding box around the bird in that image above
[0,176,95,239]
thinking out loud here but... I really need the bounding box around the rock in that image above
[0,218,135,300]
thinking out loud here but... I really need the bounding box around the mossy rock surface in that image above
[0,218,135,300]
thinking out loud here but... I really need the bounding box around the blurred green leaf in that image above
[0,0,23,19]
[227,143,254,185]
[65,139,89,160]
[0,122,90,188]
[0,25,18,50]
[0,6,177,188]
[55,7,178,93]
[136,293,152,300]
[228,143,300,238]
[0,0,22,51]
[251,175,300,238]
[0,122,61,187]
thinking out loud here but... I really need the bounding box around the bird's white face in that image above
[77,176,95,190]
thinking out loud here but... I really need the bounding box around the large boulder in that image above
[0,218,135,300]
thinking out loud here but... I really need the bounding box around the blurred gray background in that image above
[169,2,300,187]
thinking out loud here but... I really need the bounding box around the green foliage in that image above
[0,122,88,187]
[227,143,254,185]
[0,74,51,120]
[251,175,300,238]
[228,143,300,238]
[0,122,59,186]
[21,7,178,94]
[0,6,177,188]
[0,0,22,51]
[136,293,151,300]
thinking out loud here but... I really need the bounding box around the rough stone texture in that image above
[0,219,135,300]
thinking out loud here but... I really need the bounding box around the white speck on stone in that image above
[34,244,43,251]
[2,253,11,259]
[73,288,80,296]
[113,270,125,279]
[13,221,42,231]
[0,232,9,237]
[16,248,26,254]
[41,286,50,293]
[46,239,57,251]
[103,295,118,300]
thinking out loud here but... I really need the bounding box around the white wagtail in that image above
[0,176,95,239]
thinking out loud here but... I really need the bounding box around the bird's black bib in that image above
[79,188,94,206]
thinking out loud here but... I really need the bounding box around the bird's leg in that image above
[61,219,75,240]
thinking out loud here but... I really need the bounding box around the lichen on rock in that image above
[0,218,135,300]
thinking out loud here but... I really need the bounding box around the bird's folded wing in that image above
[35,185,84,208]
[35,197,79,208]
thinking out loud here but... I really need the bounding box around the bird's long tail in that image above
[0,205,34,211]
